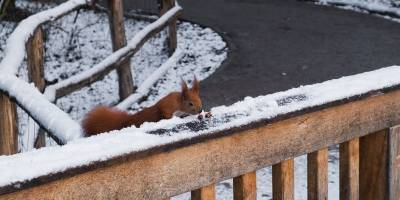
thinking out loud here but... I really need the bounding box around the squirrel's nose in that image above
[198,108,203,114]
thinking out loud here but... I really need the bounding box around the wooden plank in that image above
[3,89,400,199]
[233,172,257,200]
[161,0,177,55]
[340,138,359,200]
[307,148,328,200]
[52,8,182,100]
[0,92,18,155]
[191,184,215,200]
[272,159,294,200]
[359,129,388,200]
[359,128,400,200]
[389,126,400,200]
[26,26,46,149]
[107,0,134,100]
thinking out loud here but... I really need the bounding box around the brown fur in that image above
[82,78,202,136]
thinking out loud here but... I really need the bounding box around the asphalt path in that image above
[128,0,400,109]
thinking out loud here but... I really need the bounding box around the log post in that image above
[26,26,46,149]
[339,138,359,200]
[160,0,177,55]
[272,159,294,200]
[107,0,135,100]
[233,171,257,200]
[359,128,400,200]
[0,92,18,155]
[307,148,328,200]
[191,184,216,200]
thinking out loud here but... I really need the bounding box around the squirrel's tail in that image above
[82,106,129,136]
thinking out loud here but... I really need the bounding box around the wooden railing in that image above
[0,0,181,152]
[1,74,400,199]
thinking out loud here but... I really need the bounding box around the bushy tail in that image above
[82,106,130,136]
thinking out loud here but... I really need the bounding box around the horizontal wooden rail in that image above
[0,0,87,75]
[2,84,400,199]
[44,5,182,101]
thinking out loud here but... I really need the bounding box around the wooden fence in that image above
[0,0,181,151]
[1,76,400,199]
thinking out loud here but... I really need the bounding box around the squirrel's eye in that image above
[189,102,194,107]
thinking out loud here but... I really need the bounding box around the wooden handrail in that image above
[1,83,400,199]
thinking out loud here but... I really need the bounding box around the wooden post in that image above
[160,0,177,55]
[0,92,18,155]
[107,0,135,100]
[359,128,400,200]
[340,138,359,200]
[26,26,46,149]
[191,184,216,200]
[272,159,294,200]
[389,126,400,200]
[307,148,328,200]
[233,171,257,200]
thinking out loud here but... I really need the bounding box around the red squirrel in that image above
[82,77,203,136]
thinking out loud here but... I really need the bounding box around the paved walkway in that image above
[178,0,400,109]
[126,0,400,109]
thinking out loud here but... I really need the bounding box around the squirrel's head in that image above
[181,76,203,115]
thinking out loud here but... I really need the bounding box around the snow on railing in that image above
[1,65,400,189]
[0,74,83,144]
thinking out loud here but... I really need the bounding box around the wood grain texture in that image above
[191,184,215,200]
[359,129,388,200]
[0,92,18,155]
[272,159,294,200]
[307,148,328,200]
[389,126,400,200]
[3,89,400,199]
[53,8,182,100]
[161,0,177,55]
[107,0,134,100]
[26,26,46,149]
[340,138,359,200]
[233,172,256,200]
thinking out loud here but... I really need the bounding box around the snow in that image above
[117,49,183,110]
[1,65,400,190]
[43,4,183,102]
[0,0,87,75]
[318,0,400,18]
[0,74,83,143]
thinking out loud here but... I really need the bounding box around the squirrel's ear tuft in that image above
[191,76,200,94]
[181,78,189,98]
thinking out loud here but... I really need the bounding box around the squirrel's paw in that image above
[198,111,212,120]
